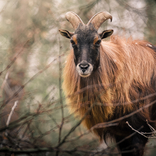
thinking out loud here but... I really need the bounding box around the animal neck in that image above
[63,47,114,115]
[63,53,114,131]
[62,44,119,139]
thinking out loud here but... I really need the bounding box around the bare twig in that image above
[58,32,64,144]
[0,53,64,109]
[0,72,9,97]
[146,119,156,132]
[56,106,93,148]
[6,101,18,127]
[91,99,156,130]
[126,121,156,138]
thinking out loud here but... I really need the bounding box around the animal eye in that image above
[70,40,76,47]
[95,40,101,46]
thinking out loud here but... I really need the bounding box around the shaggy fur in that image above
[63,35,156,155]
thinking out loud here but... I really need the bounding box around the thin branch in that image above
[58,33,64,144]
[6,101,18,127]
[0,72,9,97]
[91,99,156,130]
[126,121,156,138]
[146,119,156,132]
[0,53,64,109]
[56,106,93,148]
[66,123,117,143]
[0,147,55,154]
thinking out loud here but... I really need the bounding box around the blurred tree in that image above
[2,0,33,131]
[145,0,156,44]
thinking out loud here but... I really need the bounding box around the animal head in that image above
[59,12,113,78]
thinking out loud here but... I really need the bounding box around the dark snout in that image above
[76,60,93,77]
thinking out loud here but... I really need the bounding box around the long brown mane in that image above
[63,35,156,139]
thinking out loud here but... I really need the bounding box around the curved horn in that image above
[65,12,84,30]
[87,11,112,30]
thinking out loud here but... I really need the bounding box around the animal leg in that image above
[115,134,148,156]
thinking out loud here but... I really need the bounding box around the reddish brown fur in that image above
[63,35,156,140]
[93,35,100,45]
[72,35,78,45]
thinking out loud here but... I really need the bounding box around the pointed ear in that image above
[99,29,113,39]
[59,29,73,39]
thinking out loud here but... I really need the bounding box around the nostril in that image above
[79,63,90,72]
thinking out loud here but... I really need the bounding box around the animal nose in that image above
[79,62,90,73]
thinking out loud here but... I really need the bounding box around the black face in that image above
[59,23,113,78]
[70,23,101,77]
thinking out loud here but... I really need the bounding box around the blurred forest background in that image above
[0,0,156,156]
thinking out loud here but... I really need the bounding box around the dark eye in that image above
[95,40,101,47]
[70,40,76,47]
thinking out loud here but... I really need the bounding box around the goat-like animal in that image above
[59,11,156,156]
